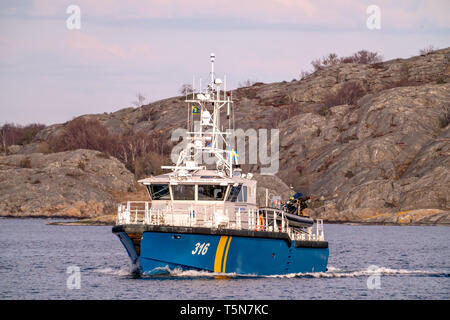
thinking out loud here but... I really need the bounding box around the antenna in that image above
[164,53,236,177]
[210,52,215,86]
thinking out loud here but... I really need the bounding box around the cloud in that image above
[65,31,126,62]
[26,0,447,30]
[1,0,449,125]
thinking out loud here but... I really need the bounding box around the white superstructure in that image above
[116,53,325,242]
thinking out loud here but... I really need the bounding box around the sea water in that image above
[0,218,448,299]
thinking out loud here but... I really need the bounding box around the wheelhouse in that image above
[139,170,256,205]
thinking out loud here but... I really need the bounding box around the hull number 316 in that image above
[192,242,210,255]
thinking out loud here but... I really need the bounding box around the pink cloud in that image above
[26,0,450,29]
[65,31,127,63]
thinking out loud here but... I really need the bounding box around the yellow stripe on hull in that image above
[222,236,232,273]
[214,236,228,272]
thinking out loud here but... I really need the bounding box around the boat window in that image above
[172,184,195,200]
[147,184,170,200]
[227,185,242,202]
[237,186,248,202]
[198,185,227,201]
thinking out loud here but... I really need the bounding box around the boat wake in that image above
[268,266,449,279]
[93,267,134,277]
[94,265,449,279]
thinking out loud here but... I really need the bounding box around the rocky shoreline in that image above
[1,48,449,226]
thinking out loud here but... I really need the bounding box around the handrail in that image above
[116,201,325,242]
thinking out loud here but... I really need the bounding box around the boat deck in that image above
[116,201,325,243]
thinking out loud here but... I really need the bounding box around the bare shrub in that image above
[238,79,255,88]
[299,70,311,80]
[132,93,146,108]
[134,152,168,179]
[0,123,45,154]
[311,58,323,71]
[49,117,114,153]
[323,82,367,108]
[46,117,174,177]
[348,50,383,64]
[17,124,46,145]
[311,50,383,71]
[322,53,340,66]
[419,45,436,56]
[179,84,194,95]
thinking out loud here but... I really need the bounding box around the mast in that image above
[162,53,236,178]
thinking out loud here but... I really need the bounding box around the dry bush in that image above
[311,50,383,71]
[47,117,174,177]
[17,124,46,145]
[1,123,45,154]
[133,152,168,179]
[132,93,146,108]
[49,118,114,153]
[323,82,367,108]
[299,70,311,80]
[347,50,383,64]
[238,79,255,88]
[179,84,194,95]
[419,45,436,56]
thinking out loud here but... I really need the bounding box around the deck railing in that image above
[116,201,325,242]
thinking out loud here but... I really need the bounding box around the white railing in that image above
[116,201,325,242]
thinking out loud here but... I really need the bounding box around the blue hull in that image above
[115,230,329,276]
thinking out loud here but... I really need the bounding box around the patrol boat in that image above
[112,54,329,276]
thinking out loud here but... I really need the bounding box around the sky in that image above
[0,0,449,125]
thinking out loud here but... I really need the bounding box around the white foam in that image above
[94,267,132,276]
[96,265,448,279]
[292,266,448,279]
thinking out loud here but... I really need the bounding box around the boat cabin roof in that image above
[138,169,250,185]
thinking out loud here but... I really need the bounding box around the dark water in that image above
[0,218,448,300]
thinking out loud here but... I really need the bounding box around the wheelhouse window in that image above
[238,186,247,202]
[172,184,195,200]
[147,184,170,200]
[198,185,227,201]
[227,185,242,202]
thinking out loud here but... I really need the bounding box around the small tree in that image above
[179,84,194,95]
[238,79,255,88]
[132,93,146,108]
[0,123,45,154]
[299,70,311,80]
[311,50,383,71]
[0,124,7,155]
[349,50,383,64]
[49,117,114,153]
[419,45,436,56]
[322,53,340,66]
